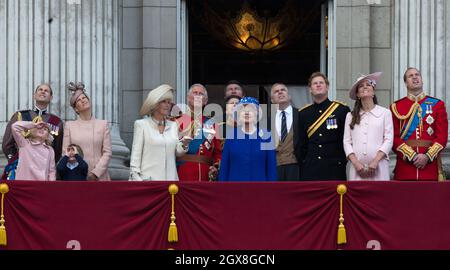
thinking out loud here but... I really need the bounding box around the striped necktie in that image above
[281,111,287,142]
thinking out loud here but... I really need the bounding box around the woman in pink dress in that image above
[63,82,112,180]
[343,72,393,180]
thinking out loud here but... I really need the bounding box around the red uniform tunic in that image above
[391,93,448,180]
[176,114,222,182]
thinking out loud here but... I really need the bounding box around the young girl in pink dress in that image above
[12,119,56,180]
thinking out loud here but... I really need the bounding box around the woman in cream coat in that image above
[129,84,189,181]
[63,82,112,180]
[343,72,393,180]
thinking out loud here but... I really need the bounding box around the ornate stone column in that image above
[0,0,129,179]
[393,0,450,176]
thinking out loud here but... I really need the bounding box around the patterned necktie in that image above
[281,111,287,142]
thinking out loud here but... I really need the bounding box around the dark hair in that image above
[350,95,379,130]
[224,80,245,96]
[68,144,84,159]
[35,83,53,96]
[226,80,242,88]
[225,95,242,104]
[403,67,421,82]
[308,72,329,87]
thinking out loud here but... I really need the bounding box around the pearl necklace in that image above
[151,117,166,127]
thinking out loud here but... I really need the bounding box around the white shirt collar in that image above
[277,105,293,115]
[360,105,383,118]
[67,161,79,170]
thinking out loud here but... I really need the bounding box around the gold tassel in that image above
[0,183,9,246]
[168,184,179,243]
[438,157,446,182]
[337,184,347,245]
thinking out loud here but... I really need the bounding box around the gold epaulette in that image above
[299,104,313,112]
[333,100,347,106]
[391,102,419,120]
[426,142,444,162]
[397,143,417,162]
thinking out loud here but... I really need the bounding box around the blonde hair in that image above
[25,125,54,146]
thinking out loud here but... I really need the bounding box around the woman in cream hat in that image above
[63,82,112,180]
[343,72,393,180]
[129,84,190,181]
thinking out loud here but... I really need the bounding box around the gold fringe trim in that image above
[438,156,446,182]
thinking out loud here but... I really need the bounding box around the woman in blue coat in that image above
[218,97,277,181]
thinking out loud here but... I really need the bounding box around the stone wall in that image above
[120,0,177,149]
[0,0,129,179]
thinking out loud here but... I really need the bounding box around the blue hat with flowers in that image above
[233,96,262,121]
[238,97,259,106]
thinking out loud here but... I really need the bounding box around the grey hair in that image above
[188,83,208,99]
[270,83,289,94]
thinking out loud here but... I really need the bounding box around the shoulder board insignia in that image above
[425,96,440,103]
[299,104,313,112]
[19,110,33,121]
[333,100,347,106]
[394,97,408,104]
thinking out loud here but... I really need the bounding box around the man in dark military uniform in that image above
[2,83,64,180]
[296,72,350,181]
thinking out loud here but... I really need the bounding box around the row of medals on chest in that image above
[323,104,436,133]
[423,104,435,136]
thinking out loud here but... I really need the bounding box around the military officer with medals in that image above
[2,83,64,180]
[391,67,448,181]
[176,84,222,181]
[296,72,350,181]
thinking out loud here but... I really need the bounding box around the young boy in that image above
[56,144,88,181]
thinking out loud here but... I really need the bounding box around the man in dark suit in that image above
[296,72,350,181]
[270,83,300,181]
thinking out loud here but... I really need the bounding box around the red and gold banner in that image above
[1,181,450,250]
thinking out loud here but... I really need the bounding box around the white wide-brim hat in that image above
[349,72,382,100]
[140,84,174,116]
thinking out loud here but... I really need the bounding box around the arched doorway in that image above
[176,0,336,108]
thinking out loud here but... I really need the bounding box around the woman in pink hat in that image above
[62,82,112,180]
[343,72,393,180]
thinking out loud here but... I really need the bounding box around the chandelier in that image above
[201,0,321,53]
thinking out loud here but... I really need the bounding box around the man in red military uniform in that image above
[391,67,448,181]
[176,84,222,181]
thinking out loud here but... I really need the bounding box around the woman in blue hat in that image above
[218,97,277,181]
